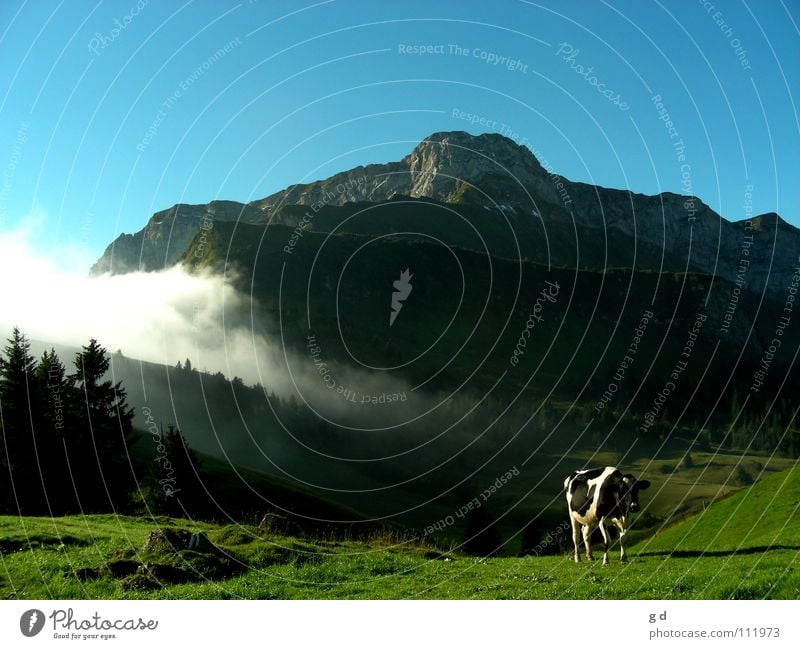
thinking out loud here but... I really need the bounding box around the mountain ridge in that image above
[90,130,798,298]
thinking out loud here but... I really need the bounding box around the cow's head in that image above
[619,475,651,514]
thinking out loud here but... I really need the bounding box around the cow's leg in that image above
[616,522,628,562]
[570,517,581,563]
[581,524,594,561]
[598,519,611,566]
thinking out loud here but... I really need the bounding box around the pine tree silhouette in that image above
[70,339,135,512]
[0,328,43,512]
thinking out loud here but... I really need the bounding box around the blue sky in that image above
[1,0,798,266]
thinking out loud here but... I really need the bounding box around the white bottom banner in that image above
[0,600,795,648]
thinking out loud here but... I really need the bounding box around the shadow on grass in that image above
[0,534,90,554]
[637,545,800,558]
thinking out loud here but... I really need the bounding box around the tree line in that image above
[0,327,202,517]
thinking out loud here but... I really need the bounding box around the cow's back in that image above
[565,467,623,523]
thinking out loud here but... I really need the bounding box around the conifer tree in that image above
[154,425,203,516]
[71,339,135,512]
[34,349,75,513]
[0,328,41,512]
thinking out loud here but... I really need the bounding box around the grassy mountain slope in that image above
[634,463,800,554]
[129,432,366,527]
[21,339,796,551]
[2,467,796,599]
[181,220,795,406]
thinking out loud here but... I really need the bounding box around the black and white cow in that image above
[564,467,650,565]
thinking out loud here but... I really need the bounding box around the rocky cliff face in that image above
[252,131,559,212]
[91,131,798,298]
[92,131,558,274]
[565,182,800,297]
[91,200,262,274]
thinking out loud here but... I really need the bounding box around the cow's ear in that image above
[637,480,651,490]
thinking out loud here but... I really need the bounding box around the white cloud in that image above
[0,226,268,384]
[0,226,422,426]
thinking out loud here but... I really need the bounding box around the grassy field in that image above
[423,448,796,552]
[566,449,796,521]
[1,466,797,600]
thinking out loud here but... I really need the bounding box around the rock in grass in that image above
[72,528,243,588]
[142,528,192,554]
[187,532,214,553]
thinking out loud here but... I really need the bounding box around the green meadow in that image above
[2,466,797,600]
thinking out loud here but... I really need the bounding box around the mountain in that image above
[252,130,565,211]
[92,131,798,299]
[72,131,800,528]
[91,200,264,274]
[178,219,799,403]
[91,131,567,275]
